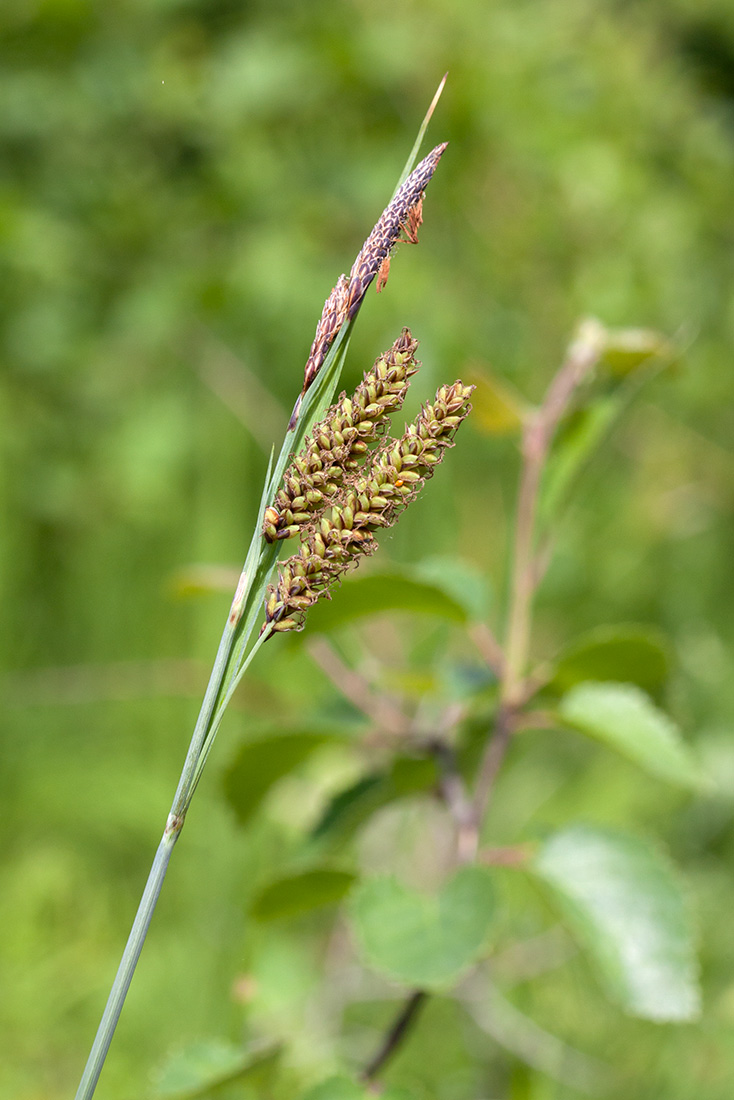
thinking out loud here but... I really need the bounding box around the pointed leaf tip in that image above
[558,681,702,790]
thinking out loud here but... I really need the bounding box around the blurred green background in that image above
[2,0,734,1097]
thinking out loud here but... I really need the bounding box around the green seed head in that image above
[261,333,473,637]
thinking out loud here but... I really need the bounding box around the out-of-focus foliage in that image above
[351,867,496,990]
[2,0,734,1098]
[531,824,700,1022]
[557,680,703,789]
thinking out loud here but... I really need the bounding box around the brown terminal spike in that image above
[346,143,447,320]
[288,144,447,430]
[289,274,350,431]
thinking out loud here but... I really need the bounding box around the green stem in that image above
[74,823,180,1100]
[74,577,274,1100]
[73,105,440,1096]
[72,362,340,1099]
[501,415,544,706]
[170,614,240,818]
[72,338,347,1100]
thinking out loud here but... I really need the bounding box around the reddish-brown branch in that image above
[306,636,411,739]
[469,622,505,678]
[502,320,605,705]
[471,321,606,842]
[478,844,533,867]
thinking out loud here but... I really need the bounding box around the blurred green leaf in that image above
[251,868,356,921]
[539,326,671,526]
[223,729,352,827]
[301,1078,364,1100]
[153,1039,280,1099]
[170,564,241,599]
[390,754,440,794]
[531,825,700,1021]
[301,1077,417,1100]
[311,755,439,843]
[311,774,387,841]
[413,556,492,623]
[600,327,674,376]
[302,570,469,635]
[557,682,702,790]
[547,625,670,699]
[467,368,527,436]
[539,395,621,523]
[351,867,495,989]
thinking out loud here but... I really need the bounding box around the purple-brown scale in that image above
[288,143,447,431]
[346,142,448,319]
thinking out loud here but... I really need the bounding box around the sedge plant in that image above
[76,78,703,1098]
[73,76,471,1100]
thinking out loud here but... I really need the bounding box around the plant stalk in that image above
[73,86,447,1096]
[470,321,607,844]
[74,824,180,1100]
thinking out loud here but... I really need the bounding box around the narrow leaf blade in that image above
[539,395,620,523]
